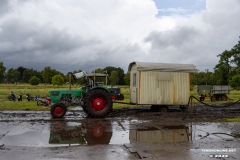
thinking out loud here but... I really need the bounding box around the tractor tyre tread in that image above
[84,89,112,118]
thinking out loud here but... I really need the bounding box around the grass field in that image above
[0,84,135,110]
[0,84,239,111]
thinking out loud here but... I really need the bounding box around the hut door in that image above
[130,72,137,103]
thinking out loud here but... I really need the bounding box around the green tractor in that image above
[49,71,112,118]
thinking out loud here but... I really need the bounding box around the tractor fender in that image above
[89,87,110,93]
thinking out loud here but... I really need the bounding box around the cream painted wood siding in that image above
[138,71,190,105]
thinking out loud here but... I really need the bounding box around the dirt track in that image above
[0,105,240,160]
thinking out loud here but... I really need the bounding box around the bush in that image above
[52,74,65,86]
[29,76,40,85]
[229,74,240,90]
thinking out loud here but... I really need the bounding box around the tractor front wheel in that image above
[51,103,67,118]
[84,89,112,118]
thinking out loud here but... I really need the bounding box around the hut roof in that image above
[128,61,198,73]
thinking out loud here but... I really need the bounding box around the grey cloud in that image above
[145,27,199,50]
[0,18,101,73]
[0,0,10,15]
[0,18,140,73]
[0,19,82,54]
[68,42,142,73]
[1,0,240,74]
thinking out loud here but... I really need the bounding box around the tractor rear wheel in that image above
[51,103,67,118]
[84,89,112,118]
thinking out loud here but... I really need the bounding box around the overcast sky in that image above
[0,0,240,73]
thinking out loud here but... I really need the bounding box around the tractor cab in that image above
[73,71,108,89]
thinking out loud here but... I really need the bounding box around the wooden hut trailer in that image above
[128,61,197,111]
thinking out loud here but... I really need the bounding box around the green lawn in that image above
[0,84,135,110]
[216,118,240,122]
[0,101,49,111]
[0,84,239,111]
[0,84,71,111]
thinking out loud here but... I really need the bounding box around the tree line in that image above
[0,38,239,88]
[0,63,130,86]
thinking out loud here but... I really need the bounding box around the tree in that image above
[94,68,104,73]
[0,61,6,83]
[124,72,130,85]
[22,68,42,83]
[214,37,240,85]
[214,50,234,85]
[231,37,240,73]
[116,67,125,85]
[104,66,125,85]
[229,74,240,90]
[52,74,65,86]
[190,72,215,85]
[29,76,40,85]
[6,68,19,83]
[17,66,26,82]
[109,71,119,85]
[42,66,63,84]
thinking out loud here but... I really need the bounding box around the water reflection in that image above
[49,120,112,145]
[48,121,191,145]
[130,125,190,143]
[0,121,236,147]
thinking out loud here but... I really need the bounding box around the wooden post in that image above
[69,74,72,90]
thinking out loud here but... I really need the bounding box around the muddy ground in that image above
[0,105,240,160]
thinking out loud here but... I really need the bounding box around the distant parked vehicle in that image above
[18,93,23,101]
[26,93,34,101]
[8,91,16,102]
[108,87,124,102]
[34,95,41,101]
[197,85,231,102]
[37,97,51,106]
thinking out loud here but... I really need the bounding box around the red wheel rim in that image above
[91,97,106,111]
[54,106,63,116]
[111,95,116,101]
[92,125,104,138]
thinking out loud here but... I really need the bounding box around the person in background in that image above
[18,93,23,101]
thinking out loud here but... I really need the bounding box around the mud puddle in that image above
[0,120,239,147]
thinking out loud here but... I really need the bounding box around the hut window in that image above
[133,73,137,87]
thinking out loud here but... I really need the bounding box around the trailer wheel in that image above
[160,106,169,112]
[51,103,67,118]
[84,89,112,118]
[221,95,228,101]
[119,94,124,100]
[111,95,116,102]
[150,105,160,112]
[211,95,216,102]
